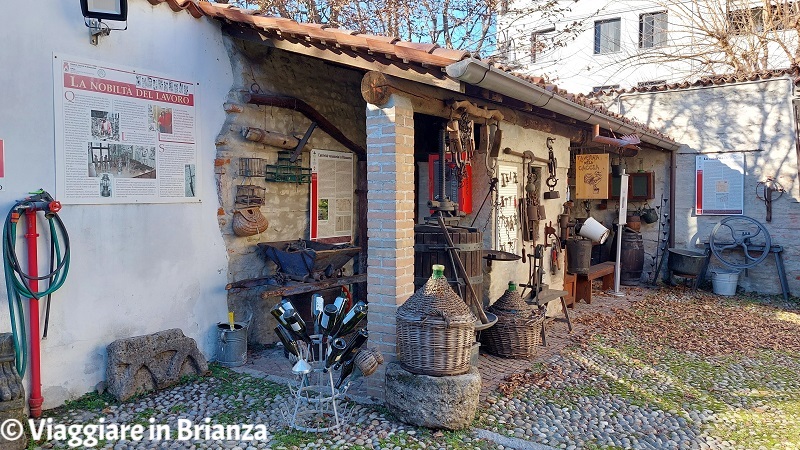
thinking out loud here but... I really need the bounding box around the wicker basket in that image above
[397,265,476,376]
[480,282,545,359]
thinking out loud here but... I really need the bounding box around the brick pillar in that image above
[363,95,415,401]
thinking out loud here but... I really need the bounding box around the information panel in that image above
[54,54,199,204]
[695,153,744,215]
[310,149,354,242]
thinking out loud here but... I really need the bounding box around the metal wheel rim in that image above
[709,216,771,269]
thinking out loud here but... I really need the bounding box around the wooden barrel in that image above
[413,224,483,308]
[620,231,644,285]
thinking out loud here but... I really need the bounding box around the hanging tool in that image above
[550,240,560,275]
[543,137,560,199]
[756,177,785,223]
[3,189,70,418]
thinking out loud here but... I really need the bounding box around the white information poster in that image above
[54,54,199,204]
[695,153,744,215]
[310,149,354,243]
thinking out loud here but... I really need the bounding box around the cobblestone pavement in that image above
[31,286,800,449]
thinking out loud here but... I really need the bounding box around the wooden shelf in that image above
[226,274,366,298]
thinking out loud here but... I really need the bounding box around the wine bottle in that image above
[331,301,368,339]
[282,309,312,345]
[337,329,369,367]
[274,325,300,358]
[319,303,339,336]
[325,337,348,368]
[328,293,348,336]
[334,357,356,389]
[270,298,295,326]
[311,293,324,335]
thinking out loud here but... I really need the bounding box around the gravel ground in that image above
[30,290,800,450]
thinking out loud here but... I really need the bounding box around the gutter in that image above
[445,59,681,151]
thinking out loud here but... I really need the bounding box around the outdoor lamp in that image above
[80,0,128,45]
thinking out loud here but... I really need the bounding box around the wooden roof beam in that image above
[361,71,590,143]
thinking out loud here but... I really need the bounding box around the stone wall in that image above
[607,78,800,295]
[570,146,672,284]
[216,42,367,345]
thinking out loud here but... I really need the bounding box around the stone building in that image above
[196,2,679,399]
[0,0,678,407]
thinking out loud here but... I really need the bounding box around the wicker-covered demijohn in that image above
[480,281,545,359]
[396,264,476,376]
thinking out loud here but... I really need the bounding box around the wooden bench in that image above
[572,261,615,305]
[523,288,573,346]
[563,273,576,308]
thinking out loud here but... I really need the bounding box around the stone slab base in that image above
[384,362,480,430]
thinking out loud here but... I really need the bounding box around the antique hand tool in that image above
[756,177,784,223]
[544,137,560,199]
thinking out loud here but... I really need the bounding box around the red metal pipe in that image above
[24,209,43,418]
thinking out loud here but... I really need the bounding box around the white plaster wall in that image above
[0,1,231,408]
[613,79,800,295]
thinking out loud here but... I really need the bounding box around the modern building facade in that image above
[497,0,800,94]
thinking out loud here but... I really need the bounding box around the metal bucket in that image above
[216,322,247,367]
[565,239,592,275]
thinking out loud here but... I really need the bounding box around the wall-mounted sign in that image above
[54,54,199,204]
[310,149,354,243]
[695,154,744,215]
[575,153,609,199]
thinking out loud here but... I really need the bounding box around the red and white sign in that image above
[695,154,744,215]
[54,54,199,204]
[310,149,354,243]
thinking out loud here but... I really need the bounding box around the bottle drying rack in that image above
[285,335,351,432]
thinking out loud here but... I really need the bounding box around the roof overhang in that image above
[446,59,681,151]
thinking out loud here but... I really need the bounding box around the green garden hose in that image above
[3,191,70,376]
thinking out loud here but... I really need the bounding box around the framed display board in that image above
[695,154,744,215]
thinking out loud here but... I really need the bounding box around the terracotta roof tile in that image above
[147,0,204,18]
[592,65,800,96]
[154,1,674,144]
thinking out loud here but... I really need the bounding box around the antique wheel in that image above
[709,216,771,269]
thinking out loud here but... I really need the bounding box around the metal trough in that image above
[667,248,707,276]
[258,239,360,281]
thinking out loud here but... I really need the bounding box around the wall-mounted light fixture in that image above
[80,0,128,45]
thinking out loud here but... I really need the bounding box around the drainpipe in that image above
[445,59,681,151]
